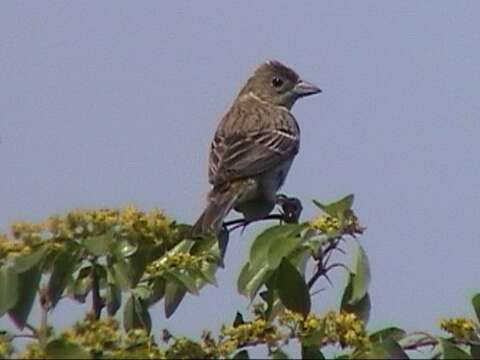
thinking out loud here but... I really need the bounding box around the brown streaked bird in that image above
[192,60,321,236]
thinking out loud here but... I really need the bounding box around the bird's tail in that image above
[191,181,252,237]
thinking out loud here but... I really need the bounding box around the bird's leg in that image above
[275,194,303,223]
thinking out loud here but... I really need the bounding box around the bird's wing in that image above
[208,125,299,186]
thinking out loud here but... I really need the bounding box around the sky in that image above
[1,0,480,355]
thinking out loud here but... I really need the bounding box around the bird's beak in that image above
[293,80,322,97]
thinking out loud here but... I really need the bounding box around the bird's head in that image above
[239,60,321,109]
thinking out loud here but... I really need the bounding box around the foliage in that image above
[0,196,479,358]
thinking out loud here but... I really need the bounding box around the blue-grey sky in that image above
[1,0,480,352]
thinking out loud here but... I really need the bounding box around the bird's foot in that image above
[276,194,303,223]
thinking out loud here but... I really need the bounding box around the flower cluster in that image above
[309,215,341,235]
[61,312,121,353]
[323,311,370,349]
[0,233,32,259]
[279,310,370,351]
[0,335,13,359]
[146,251,215,275]
[440,317,477,340]
[6,205,174,247]
[219,318,280,351]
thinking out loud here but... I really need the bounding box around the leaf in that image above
[13,245,48,273]
[145,277,166,306]
[237,260,274,300]
[190,234,216,255]
[45,338,90,359]
[313,194,354,218]
[471,345,480,359]
[472,293,480,323]
[247,267,274,300]
[197,261,218,286]
[68,266,92,303]
[267,227,305,270]
[237,262,254,296]
[350,242,371,304]
[0,264,19,316]
[123,294,152,334]
[301,345,325,359]
[111,237,137,259]
[83,232,113,256]
[164,281,187,318]
[111,259,133,291]
[165,270,199,295]
[8,266,41,329]
[439,338,471,359]
[48,249,79,307]
[250,224,304,271]
[129,245,152,287]
[271,348,289,359]
[276,257,311,316]
[233,350,250,359]
[369,327,406,343]
[341,273,371,323]
[106,283,122,316]
[369,338,409,359]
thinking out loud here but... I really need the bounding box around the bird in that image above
[192,60,321,237]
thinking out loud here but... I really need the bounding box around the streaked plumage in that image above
[192,60,321,236]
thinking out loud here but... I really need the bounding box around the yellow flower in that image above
[440,317,477,339]
[309,215,341,234]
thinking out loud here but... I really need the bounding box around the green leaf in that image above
[106,282,122,316]
[350,242,371,304]
[190,234,216,255]
[45,338,90,359]
[439,338,471,359]
[301,345,325,359]
[165,270,199,295]
[233,350,250,359]
[123,294,152,334]
[276,257,310,316]
[313,194,354,218]
[68,266,92,303]
[341,273,371,323]
[83,232,113,256]
[369,338,409,359]
[128,244,151,286]
[369,327,406,343]
[267,226,305,270]
[8,266,41,329]
[164,281,187,318]
[472,293,480,323]
[271,348,289,359]
[0,264,19,316]
[111,259,133,290]
[197,261,218,286]
[237,261,274,300]
[237,262,254,296]
[247,267,273,300]
[145,277,166,306]
[111,237,137,259]
[48,249,79,308]
[13,245,48,273]
[250,224,304,271]
[471,345,480,359]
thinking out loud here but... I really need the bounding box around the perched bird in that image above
[192,60,321,236]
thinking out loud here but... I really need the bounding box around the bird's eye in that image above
[272,77,284,88]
